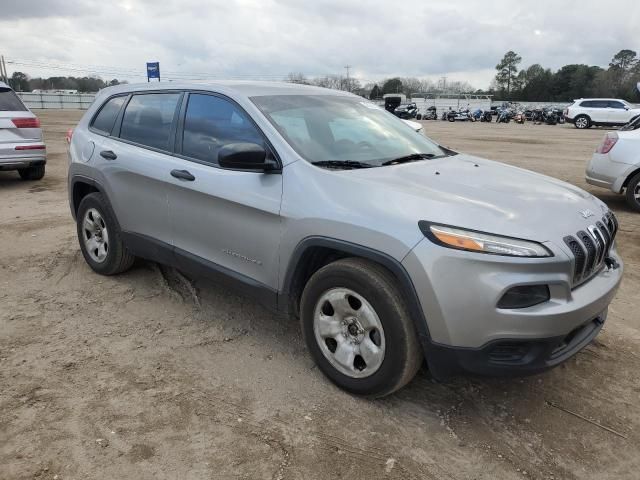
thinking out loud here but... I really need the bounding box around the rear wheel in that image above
[76,193,135,275]
[574,115,590,129]
[625,172,640,212]
[300,258,422,397]
[18,165,45,180]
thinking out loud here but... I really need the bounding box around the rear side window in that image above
[120,93,181,151]
[91,96,126,134]
[182,94,264,164]
[0,88,27,111]
[581,100,607,108]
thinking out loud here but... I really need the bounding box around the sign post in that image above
[146,62,160,82]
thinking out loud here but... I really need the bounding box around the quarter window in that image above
[182,94,264,164]
[91,96,126,134]
[120,93,181,151]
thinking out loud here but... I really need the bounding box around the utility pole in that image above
[0,55,8,83]
[344,65,351,92]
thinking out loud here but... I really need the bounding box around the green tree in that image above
[381,77,403,95]
[9,71,30,91]
[369,84,381,99]
[495,51,522,96]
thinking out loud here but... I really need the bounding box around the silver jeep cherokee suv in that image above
[68,82,623,397]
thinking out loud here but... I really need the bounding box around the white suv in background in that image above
[565,98,640,129]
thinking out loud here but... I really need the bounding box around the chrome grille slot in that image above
[564,236,586,284]
[565,212,618,288]
[578,230,597,276]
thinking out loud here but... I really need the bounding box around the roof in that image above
[99,80,354,98]
[0,81,11,90]
[573,98,629,102]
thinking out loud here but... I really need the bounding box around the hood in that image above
[341,154,609,243]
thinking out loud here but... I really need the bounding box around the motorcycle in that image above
[447,107,473,122]
[417,106,437,120]
[471,109,493,122]
[495,107,514,123]
[513,110,527,124]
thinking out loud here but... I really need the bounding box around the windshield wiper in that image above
[311,160,376,169]
[381,153,438,166]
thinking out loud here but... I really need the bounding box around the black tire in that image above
[18,164,45,180]
[625,172,640,212]
[416,114,422,120]
[574,115,590,129]
[76,192,135,275]
[300,258,422,397]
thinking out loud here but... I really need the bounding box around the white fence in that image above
[18,92,96,110]
[15,91,572,113]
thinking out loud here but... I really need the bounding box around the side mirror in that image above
[218,142,279,172]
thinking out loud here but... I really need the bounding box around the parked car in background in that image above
[586,115,640,211]
[0,81,46,180]
[68,82,623,397]
[565,98,640,129]
[393,102,418,119]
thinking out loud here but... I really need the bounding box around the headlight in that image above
[419,222,552,257]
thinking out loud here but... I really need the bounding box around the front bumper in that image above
[422,311,606,378]
[402,238,623,377]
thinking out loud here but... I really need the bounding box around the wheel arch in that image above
[279,236,433,345]
[622,166,640,190]
[69,175,120,231]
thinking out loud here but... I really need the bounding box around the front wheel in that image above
[300,258,422,397]
[18,164,45,180]
[625,172,640,212]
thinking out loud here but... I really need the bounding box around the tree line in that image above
[492,49,640,102]
[5,71,125,92]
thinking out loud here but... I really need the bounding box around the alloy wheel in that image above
[82,208,109,263]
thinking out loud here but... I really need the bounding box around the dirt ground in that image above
[1,110,639,480]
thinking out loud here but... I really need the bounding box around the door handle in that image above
[170,169,195,181]
[100,150,117,160]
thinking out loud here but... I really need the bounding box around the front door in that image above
[167,92,283,294]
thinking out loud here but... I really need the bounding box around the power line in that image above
[7,58,369,83]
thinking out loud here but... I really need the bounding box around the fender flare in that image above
[69,175,121,231]
[280,236,433,346]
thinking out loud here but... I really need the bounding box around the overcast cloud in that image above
[0,0,638,88]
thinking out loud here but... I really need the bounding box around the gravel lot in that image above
[1,110,639,480]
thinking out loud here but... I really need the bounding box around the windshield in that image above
[251,94,446,166]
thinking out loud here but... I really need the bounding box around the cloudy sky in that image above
[1,0,638,88]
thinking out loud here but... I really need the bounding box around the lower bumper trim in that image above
[423,311,606,380]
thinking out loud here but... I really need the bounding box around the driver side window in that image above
[182,94,264,165]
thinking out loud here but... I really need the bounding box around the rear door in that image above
[166,92,283,292]
[0,87,42,159]
[89,91,182,250]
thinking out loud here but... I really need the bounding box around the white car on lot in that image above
[565,98,640,129]
[586,116,640,211]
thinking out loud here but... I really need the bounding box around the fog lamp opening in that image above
[497,284,550,309]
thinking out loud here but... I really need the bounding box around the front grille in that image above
[564,212,617,287]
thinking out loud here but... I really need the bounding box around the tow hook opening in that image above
[605,256,619,270]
